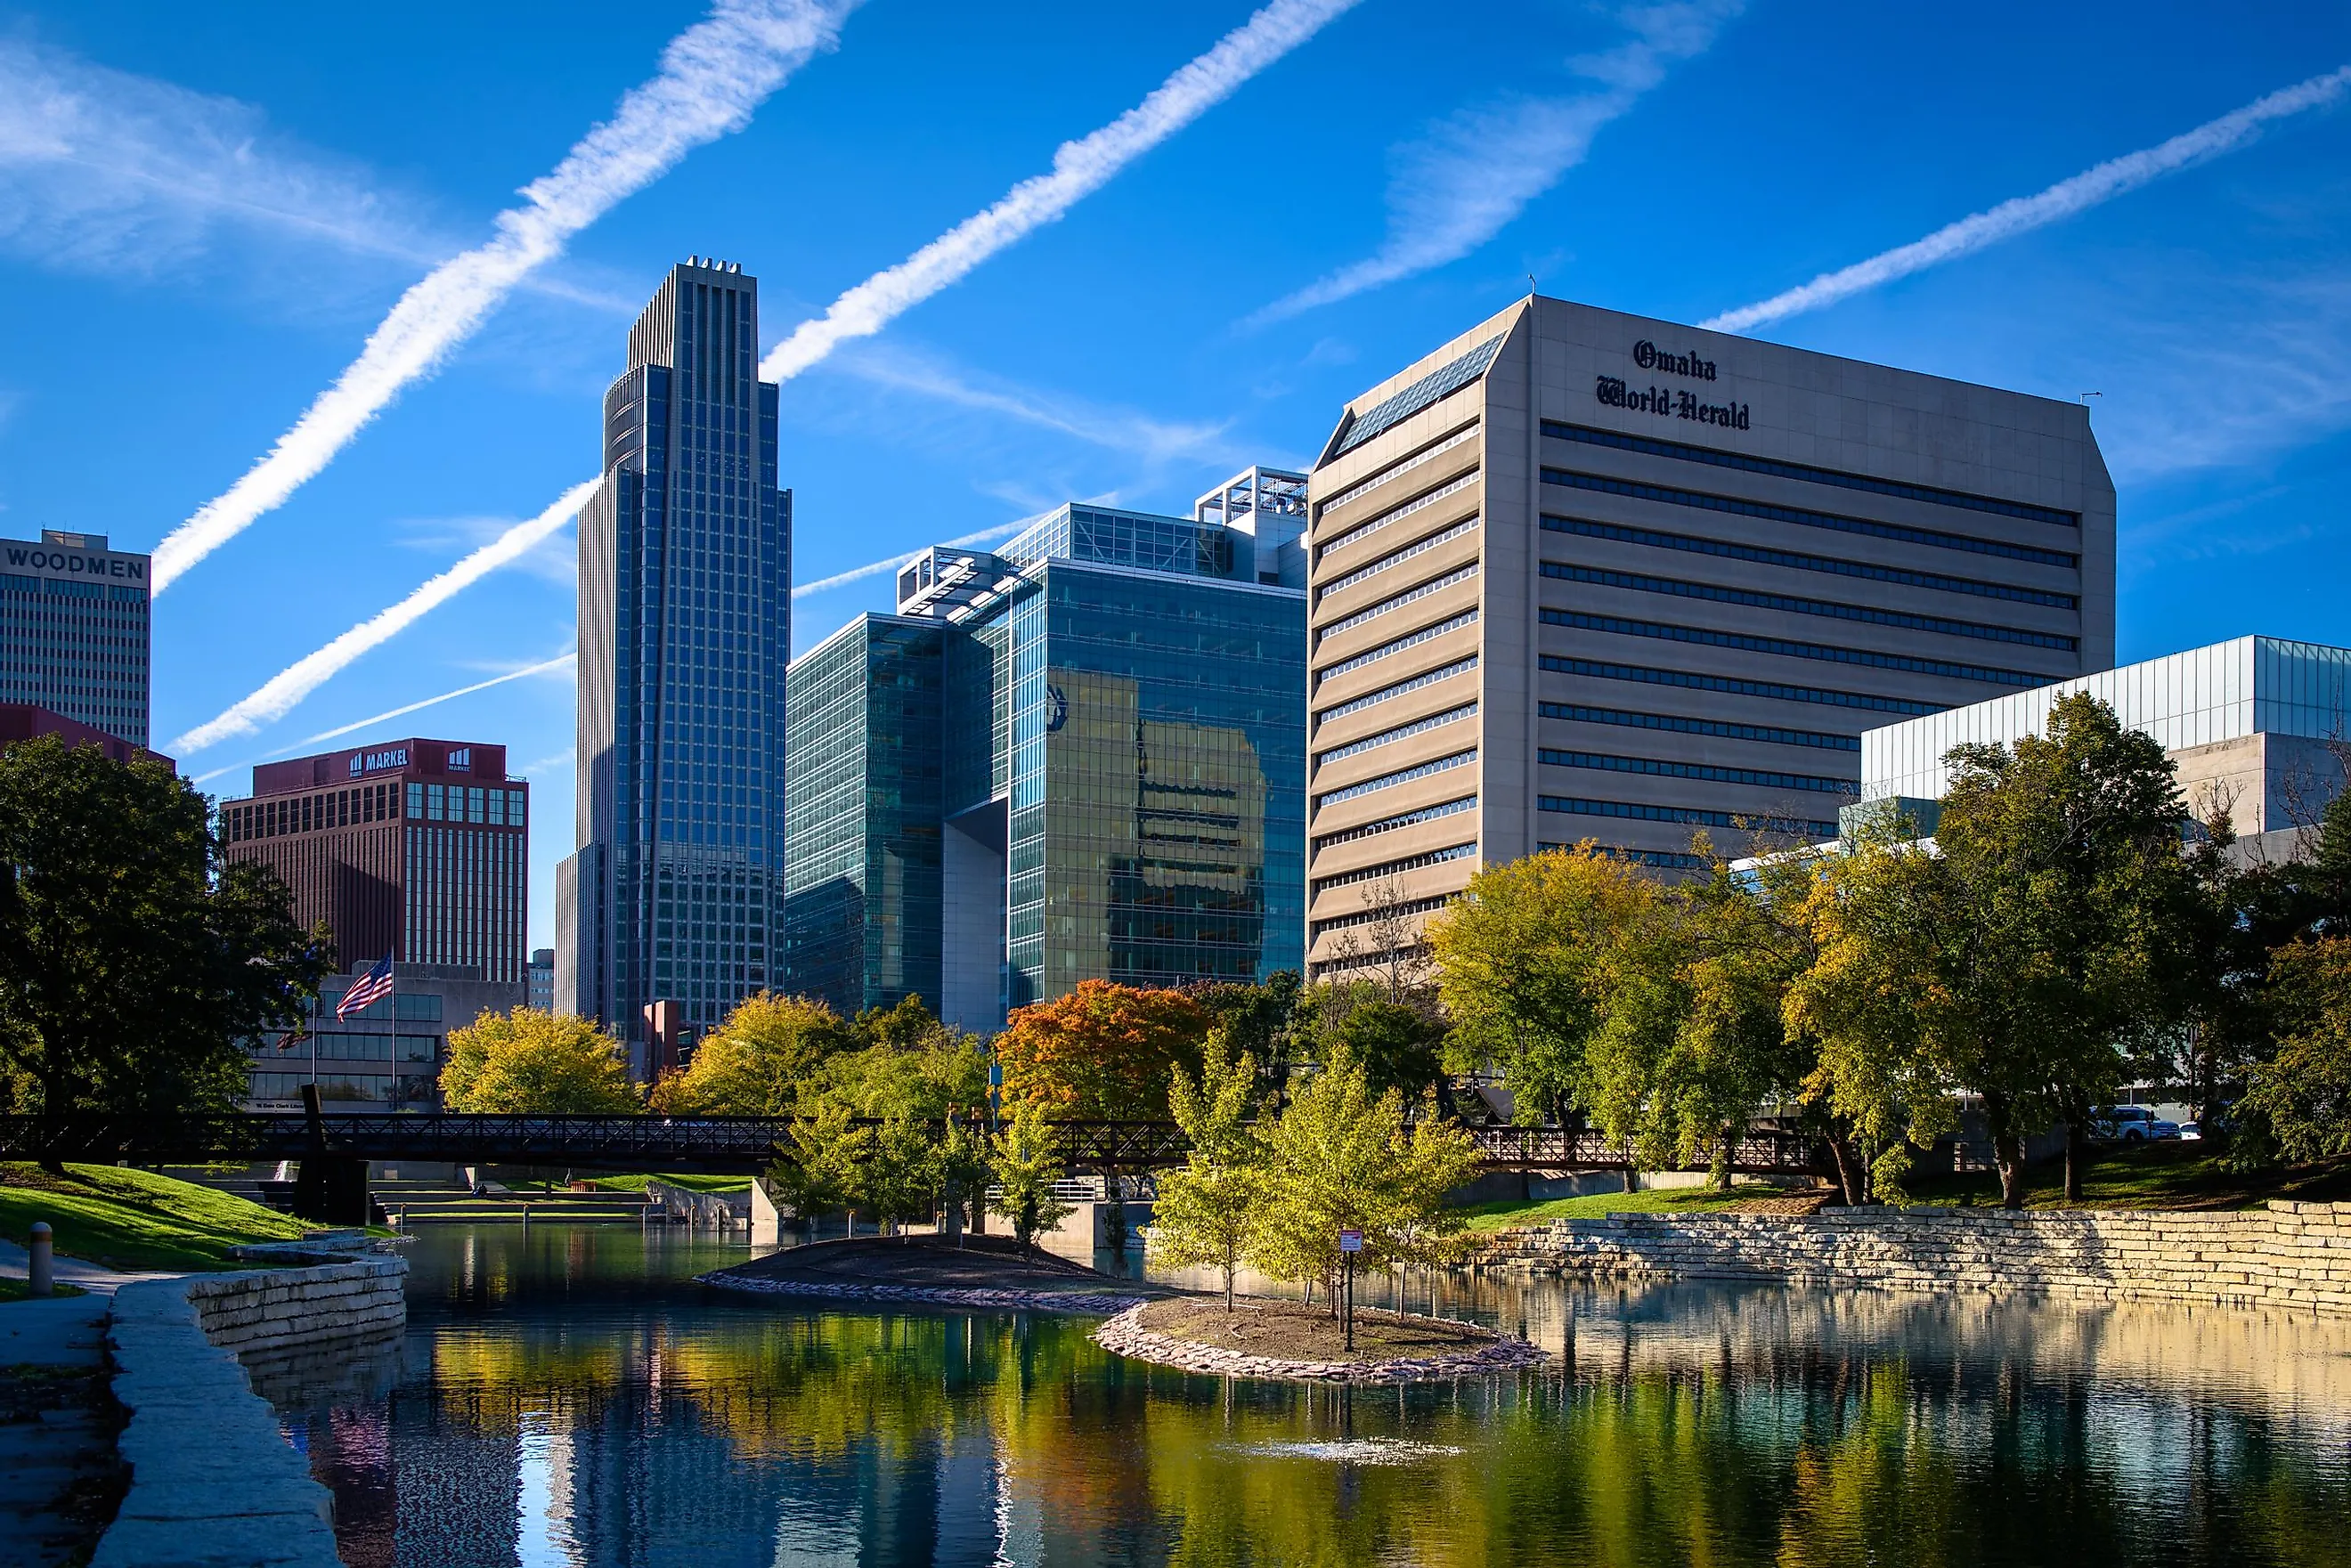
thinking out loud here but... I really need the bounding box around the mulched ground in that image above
[1723,1190,1836,1216]
[1134,1296,1499,1365]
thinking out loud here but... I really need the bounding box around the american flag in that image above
[337,956,395,1020]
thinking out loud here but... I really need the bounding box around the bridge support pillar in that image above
[291,1155,370,1227]
[750,1177,785,1247]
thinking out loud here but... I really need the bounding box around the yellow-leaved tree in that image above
[439,1007,641,1114]
[647,992,852,1115]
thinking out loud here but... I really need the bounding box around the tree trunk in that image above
[1826,1138,1864,1206]
[2062,1098,2089,1205]
[1994,1130,2028,1209]
[38,1156,67,1180]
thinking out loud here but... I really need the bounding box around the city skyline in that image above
[3,3,2347,950]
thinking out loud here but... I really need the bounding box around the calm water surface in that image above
[259,1225,2351,1567]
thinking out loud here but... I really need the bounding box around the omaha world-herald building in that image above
[785,469,1307,1034]
[1303,297,2114,979]
[557,259,791,1072]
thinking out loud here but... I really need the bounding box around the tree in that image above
[439,1008,641,1113]
[988,1104,1074,1255]
[2241,939,2351,1162]
[1145,1044,1265,1311]
[852,1114,942,1239]
[1188,971,1303,1110]
[768,1098,859,1226]
[647,992,851,1115]
[992,979,1211,1120]
[0,736,328,1137]
[1295,981,1453,1116]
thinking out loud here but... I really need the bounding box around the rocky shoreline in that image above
[1091,1302,1550,1384]
[697,1272,1151,1314]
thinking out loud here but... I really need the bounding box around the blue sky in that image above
[3,0,2347,949]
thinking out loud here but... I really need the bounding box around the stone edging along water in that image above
[697,1271,1152,1314]
[1474,1200,2351,1312]
[91,1248,407,1568]
[1092,1303,1551,1384]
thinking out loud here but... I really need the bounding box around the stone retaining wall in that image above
[93,1250,406,1567]
[1476,1200,2351,1311]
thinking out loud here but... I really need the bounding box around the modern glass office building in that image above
[785,474,1308,1032]
[0,529,152,748]
[557,259,791,1068]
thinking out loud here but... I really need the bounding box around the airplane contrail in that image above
[278,653,578,752]
[176,2,1351,748]
[169,483,597,754]
[150,0,855,594]
[760,0,1363,383]
[792,516,1039,599]
[1703,64,2351,335]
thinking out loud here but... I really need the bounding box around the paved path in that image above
[0,1239,173,1566]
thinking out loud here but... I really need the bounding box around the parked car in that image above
[2094,1105,2160,1142]
[2148,1120,2182,1141]
[2178,1122,2204,1141]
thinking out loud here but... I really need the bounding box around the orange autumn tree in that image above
[993,979,1213,1120]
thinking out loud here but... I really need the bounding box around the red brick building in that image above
[0,702,173,770]
[219,738,529,987]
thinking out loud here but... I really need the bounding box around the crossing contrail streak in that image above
[759,0,1362,383]
[1703,64,2351,335]
[792,516,1039,599]
[169,482,597,754]
[278,653,578,752]
[150,0,855,594]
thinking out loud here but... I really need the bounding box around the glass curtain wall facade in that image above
[0,530,152,747]
[784,486,1306,1030]
[561,260,790,1063]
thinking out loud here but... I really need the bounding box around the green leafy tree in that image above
[647,991,852,1115]
[851,1113,942,1238]
[439,1007,642,1113]
[1145,1043,1265,1310]
[2241,938,2351,1161]
[988,1104,1074,1255]
[1189,971,1303,1109]
[0,736,329,1139]
[1296,981,1454,1115]
[768,1097,859,1223]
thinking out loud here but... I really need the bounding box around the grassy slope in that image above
[584,1174,752,1193]
[1460,1187,1758,1232]
[0,1163,312,1271]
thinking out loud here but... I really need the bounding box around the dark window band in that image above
[1542,419,2080,529]
[1539,795,1838,838]
[1539,841,1710,870]
[1542,609,2045,687]
[1540,562,2077,652]
[1538,703,1859,752]
[1542,467,2077,570]
[1541,516,2076,609]
[1539,654,1940,717]
[1539,749,1857,795]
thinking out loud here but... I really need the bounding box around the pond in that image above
[260,1225,2351,1566]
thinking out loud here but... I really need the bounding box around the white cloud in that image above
[1254,0,1740,322]
[150,0,858,594]
[1702,64,2351,335]
[760,0,1363,384]
[168,481,598,754]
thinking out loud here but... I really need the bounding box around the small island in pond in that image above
[1094,1297,1549,1384]
[699,1233,1176,1313]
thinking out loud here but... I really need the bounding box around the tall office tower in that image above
[557,259,790,1069]
[0,529,153,747]
[785,472,1308,1033]
[218,737,530,1108]
[1302,297,2114,980]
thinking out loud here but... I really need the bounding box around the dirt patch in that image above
[1134,1296,1498,1365]
[1724,1190,1835,1217]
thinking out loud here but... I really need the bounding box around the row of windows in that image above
[1538,795,1839,838]
[1541,610,2046,687]
[1540,515,2077,609]
[1315,748,1476,810]
[1537,841,1711,871]
[1312,794,1476,853]
[1314,703,1478,769]
[1311,842,1476,898]
[1538,702,1860,752]
[1317,516,1479,605]
[1316,471,1479,564]
[1315,422,1478,516]
[1540,562,2078,652]
[0,575,150,604]
[1318,564,1479,646]
[1538,654,1940,717]
[1541,420,2082,529]
[1314,655,1480,727]
[223,782,526,841]
[1542,468,2078,570]
[1538,749,1858,796]
[1317,609,1480,684]
[1311,891,1452,940]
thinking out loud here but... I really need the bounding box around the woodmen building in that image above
[1302,297,2115,980]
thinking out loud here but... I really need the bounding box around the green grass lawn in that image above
[1900,1141,2351,1211]
[0,1163,313,1271]
[584,1173,752,1194]
[0,1277,87,1302]
[1460,1186,1763,1232]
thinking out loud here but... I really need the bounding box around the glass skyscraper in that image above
[785,471,1307,1033]
[557,259,790,1067]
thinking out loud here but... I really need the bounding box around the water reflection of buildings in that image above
[785,469,1308,1032]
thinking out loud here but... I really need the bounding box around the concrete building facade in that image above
[0,529,153,749]
[785,472,1307,1034]
[557,258,792,1072]
[1302,297,2115,979]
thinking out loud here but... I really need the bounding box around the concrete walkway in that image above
[3,1255,131,1566]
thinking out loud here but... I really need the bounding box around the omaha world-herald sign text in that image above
[1598,338,1749,429]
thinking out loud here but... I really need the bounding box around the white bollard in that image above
[28,1221,54,1297]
